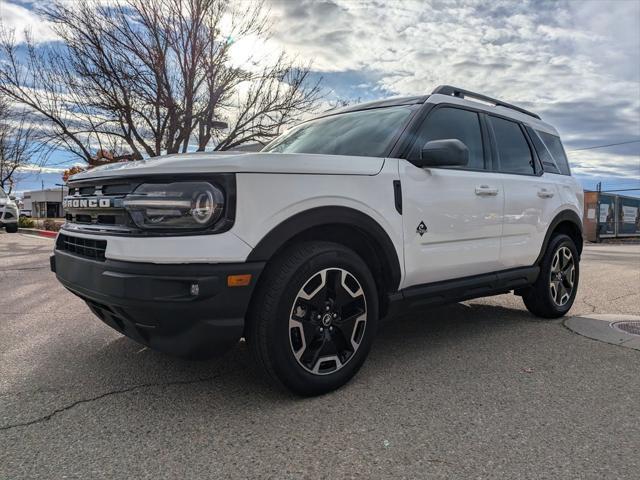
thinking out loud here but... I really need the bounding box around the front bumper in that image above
[0,209,17,225]
[51,250,264,357]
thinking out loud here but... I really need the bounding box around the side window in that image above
[412,107,485,169]
[537,131,571,175]
[489,116,535,175]
[526,127,560,174]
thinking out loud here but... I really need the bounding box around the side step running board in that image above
[388,266,539,312]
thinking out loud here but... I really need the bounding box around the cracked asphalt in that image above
[1,233,639,479]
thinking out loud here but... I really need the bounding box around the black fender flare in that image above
[535,209,583,264]
[246,206,402,291]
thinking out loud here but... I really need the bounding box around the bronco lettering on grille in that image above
[63,198,112,209]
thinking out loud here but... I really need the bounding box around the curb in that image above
[564,314,640,351]
[18,228,58,239]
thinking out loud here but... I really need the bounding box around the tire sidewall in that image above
[267,245,378,394]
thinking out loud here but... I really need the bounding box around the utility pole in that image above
[596,182,602,243]
[55,183,65,218]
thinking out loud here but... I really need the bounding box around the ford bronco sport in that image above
[51,85,583,395]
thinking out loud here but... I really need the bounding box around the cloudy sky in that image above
[1,0,639,195]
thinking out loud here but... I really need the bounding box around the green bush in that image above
[18,216,35,228]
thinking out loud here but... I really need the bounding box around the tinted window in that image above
[537,131,571,175]
[263,105,416,158]
[489,116,534,174]
[413,107,484,169]
[526,127,559,174]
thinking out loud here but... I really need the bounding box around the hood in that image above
[70,151,385,181]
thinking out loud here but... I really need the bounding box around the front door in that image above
[399,106,504,288]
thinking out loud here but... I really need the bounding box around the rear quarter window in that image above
[538,131,571,175]
[527,127,571,175]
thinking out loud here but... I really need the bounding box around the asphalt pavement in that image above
[1,233,639,479]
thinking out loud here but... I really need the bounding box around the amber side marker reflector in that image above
[227,274,252,287]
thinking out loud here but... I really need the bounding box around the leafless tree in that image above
[0,0,322,163]
[0,95,42,194]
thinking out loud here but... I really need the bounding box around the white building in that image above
[22,187,68,218]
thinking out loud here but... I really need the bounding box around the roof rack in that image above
[431,85,541,120]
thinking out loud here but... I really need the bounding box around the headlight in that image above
[123,182,224,230]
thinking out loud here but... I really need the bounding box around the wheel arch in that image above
[536,209,583,264]
[246,206,402,315]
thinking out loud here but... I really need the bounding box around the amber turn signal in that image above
[227,274,252,287]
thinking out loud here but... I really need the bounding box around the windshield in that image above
[262,105,417,157]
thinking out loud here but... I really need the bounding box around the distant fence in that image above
[583,192,640,242]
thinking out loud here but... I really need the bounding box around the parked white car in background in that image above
[0,189,18,233]
[52,85,583,395]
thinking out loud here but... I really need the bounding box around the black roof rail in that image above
[431,85,541,120]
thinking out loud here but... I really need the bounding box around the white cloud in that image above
[17,163,69,174]
[0,0,57,43]
[569,150,640,179]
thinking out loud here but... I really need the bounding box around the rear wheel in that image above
[247,241,378,396]
[523,233,579,318]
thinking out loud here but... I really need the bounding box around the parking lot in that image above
[1,233,639,479]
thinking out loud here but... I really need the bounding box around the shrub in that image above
[42,219,61,231]
[18,216,35,228]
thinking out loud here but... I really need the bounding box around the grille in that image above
[56,233,107,261]
[612,321,640,336]
[64,180,135,233]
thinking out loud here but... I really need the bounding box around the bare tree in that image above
[0,0,322,163]
[0,96,42,194]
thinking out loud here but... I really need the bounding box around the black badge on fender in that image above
[416,221,427,236]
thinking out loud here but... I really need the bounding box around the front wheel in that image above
[523,233,579,318]
[5,223,18,233]
[247,241,378,396]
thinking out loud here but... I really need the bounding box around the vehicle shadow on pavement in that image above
[17,300,545,405]
[0,298,587,434]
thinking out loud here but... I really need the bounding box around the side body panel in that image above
[499,172,564,268]
[398,159,504,288]
[233,159,404,269]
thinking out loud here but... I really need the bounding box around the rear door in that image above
[399,105,504,288]
[486,115,561,269]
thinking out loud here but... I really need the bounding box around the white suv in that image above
[52,85,583,395]
[0,189,19,233]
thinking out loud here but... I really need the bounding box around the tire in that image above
[246,241,379,396]
[5,223,18,233]
[523,233,579,318]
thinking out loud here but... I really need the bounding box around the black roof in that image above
[325,95,428,115]
[318,85,541,121]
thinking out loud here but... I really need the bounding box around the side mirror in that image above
[9,195,16,201]
[414,139,469,168]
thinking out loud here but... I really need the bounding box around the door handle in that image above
[537,188,554,198]
[475,185,499,196]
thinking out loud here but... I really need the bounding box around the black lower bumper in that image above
[51,250,264,357]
